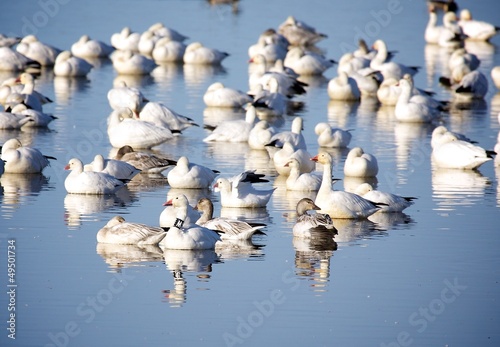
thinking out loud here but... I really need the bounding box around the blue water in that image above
[1,0,500,346]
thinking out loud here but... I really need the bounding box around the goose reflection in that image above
[272,174,317,213]
[151,62,183,90]
[96,243,164,272]
[112,74,154,89]
[53,76,90,105]
[0,173,51,218]
[293,230,337,292]
[220,206,272,225]
[327,100,358,128]
[333,218,386,244]
[368,211,415,231]
[162,249,221,307]
[183,64,227,89]
[203,106,246,126]
[63,189,136,228]
[393,122,434,173]
[124,172,169,192]
[432,168,490,212]
[424,43,452,86]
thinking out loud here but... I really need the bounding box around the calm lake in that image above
[1,0,500,346]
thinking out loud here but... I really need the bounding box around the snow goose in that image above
[284,158,322,191]
[110,26,140,51]
[0,34,21,48]
[96,215,166,245]
[151,36,186,63]
[15,35,61,66]
[195,198,265,240]
[107,80,148,117]
[337,52,370,76]
[252,76,288,117]
[159,194,221,250]
[4,72,43,111]
[0,110,34,129]
[492,66,500,90]
[167,156,219,189]
[395,78,439,123]
[370,40,420,80]
[458,9,500,41]
[344,147,379,178]
[114,145,176,174]
[265,116,307,150]
[64,158,126,194]
[425,6,444,44]
[431,131,495,169]
[85,154,141,180]
[53,50,93,77]
[159,191,201,229]
[439,11,466,49]
[431,125,476,149]
[183,42,229,65]
[203,82,252,108]
[111,50,156,75]
[273,141,315,176]
[349,69,382,97]
[327,71,361,101]
[311,151,382,219]
[137,30,161,56]
[248,30,288,63]
[248,120,276,150]
[139,101,198,132]
[448,48,479,72]
[0,47,41,72]
[293,198,337,238]
[213,170,275,208]
[355,183,416,212]
[451,69,488,100]
[1,138,55,173]
[277,16,327,46]
[203,105,257,142]
[283,46,336,76]
[314,122,352,148]
[8,103,56,128]
[148,22,189,43]
[107,108,175,149]
[71,34,114,58]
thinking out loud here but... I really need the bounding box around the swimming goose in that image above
[248,120,276,150]
[451,69,488,100]
[311,152,382,219]
[151,36,187,63]
[85,154,141,180]
[395,78,439,123]
[71,34,114,58]
[15,35,61,66]
[0,47,41,71]
[252,76,288,117]
[159,194,221,250]
[203,82,252,108]
[273,141,315,176]
[110,26,140,51]
[64,158,126,194]
[293,198,337,238]
[96,215,166,245]
[284,158,322,191]
[8,103,56,128]
[167,156,219,189]
[1,138,55,173]
[213,170,275,208]
[337,52,370,76]
[107,108,175,149]
[137,30,162,56]
[315,122,353,148]
[277,16,327,46]
[458,9,500,41]
[355,183,416,212]
[431,125,476,149]
[439,11,466,49]
[203,105,257,142]
[370,40,420,80]
[448,48,479,72]
[327,71,361,101]
[159,192,201,229]
[195,198,265,240]
[6,72,43,111]
[183,42,229,65]
[139,101,198,132]
[148,22,189,43]
[425,6,444,44]
[0,34,21,48]
[431,132,495,169]
[248,30,288,63]
[107,80,148,117]
[111,50,156,75]
[283,46,336,76]
[53,50,93,77]
[344,147,379,178]
[0,110,34,129]
[114,145,176,174]
[265,116,307,150]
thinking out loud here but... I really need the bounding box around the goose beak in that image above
[310,155,319,162]
[64,164,70,170]
[163,199,173,206]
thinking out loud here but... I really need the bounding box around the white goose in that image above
[96,216,166,245]
[425,6,444,44]
[137,30,161,56]
[111,50,156,75]
[355,183,416,213]
[314,122,352,148]
[431,125,476,149]
[151,37,186,63]
[195,198,265,240]
[337,52,370,76]
[64,158,126,194]
[213,170,275,208]
[203,105,257,142]
[277,16,327,46]
[283,46,335,76]
[114,145,176,174]
[344,147,379,178]
[252,76,288,117]
[248,30,288,63]
[85,154,141,180]
[265,116,307,150]
[15,35,61,66]
[248,120,276,150]
[139,101,198,132]
[1,138,55,173]
[159,192,201,230]
[370,39,420,80]
[110,26,140,51]
[273,141,315,176]
[458,9,500,42]
[107,80,148,117]
[311,152,381,219]
[107,108,175,149]
[8,103,56,128]
[431,131,495,170]
[448,48,479,72]
[284,158,322,191]
[71,35,114,58]
[148,22,189,43]
[395,78,439,123]
[159,195,221,250]
[183,42,229,65]
[439,11,466,49]
[0,110,34,129]
[203,82,252,108]
[0,47,41,72]
[293,198,337,238]
[167,156,219,189]
[53,51,93,77]
[452,69,488,100]
[5,72,43,111]
[327,71,361,101]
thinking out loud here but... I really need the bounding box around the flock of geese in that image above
[0,1,499,253]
